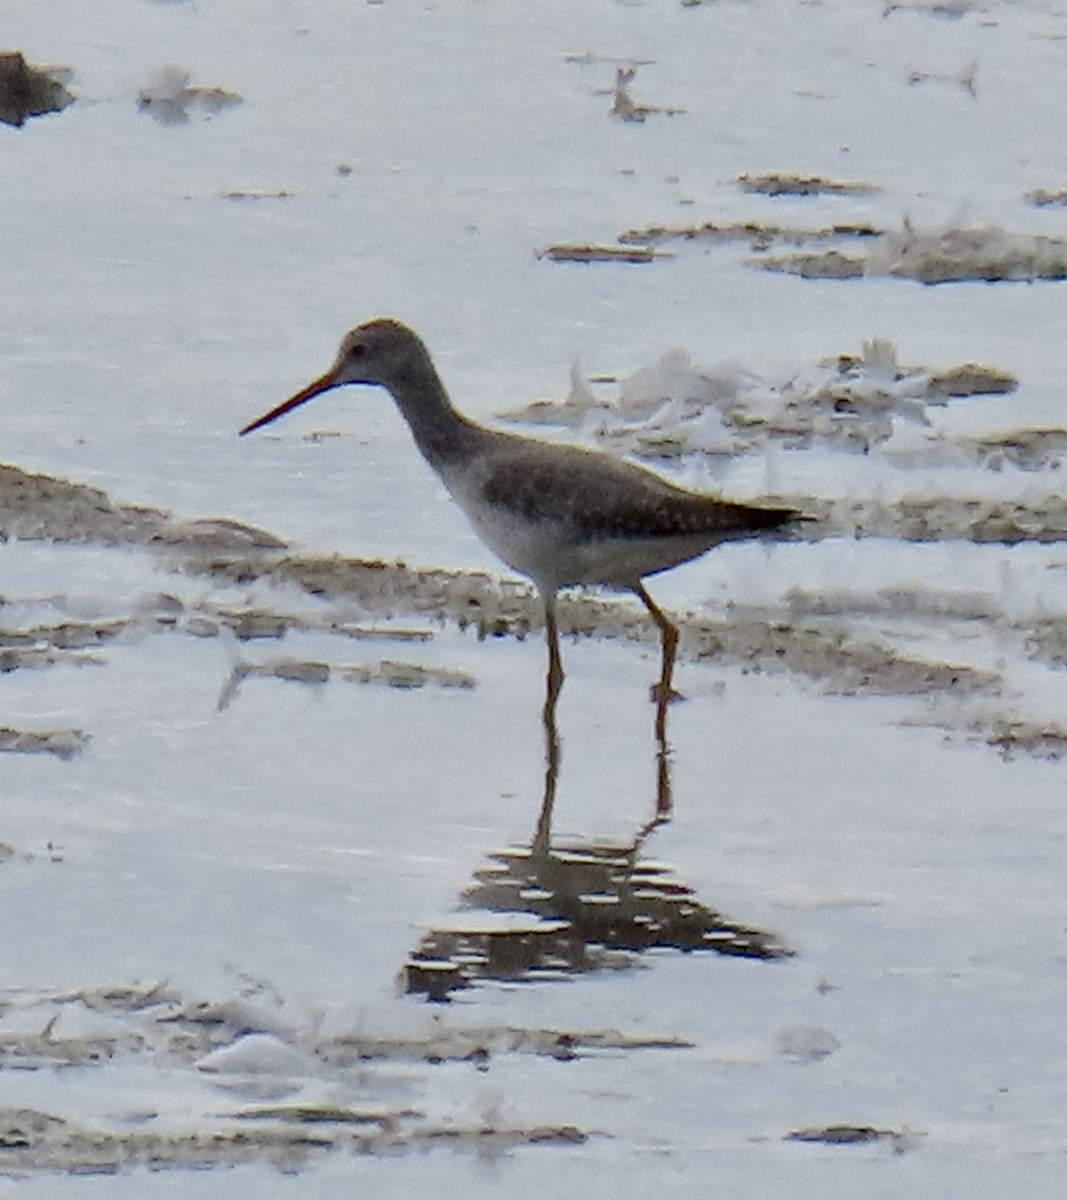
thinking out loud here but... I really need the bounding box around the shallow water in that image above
[3,0,1067,1193]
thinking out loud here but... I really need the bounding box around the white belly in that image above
[442,464,714,591]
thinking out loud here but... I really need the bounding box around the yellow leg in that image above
[633,581,679,740]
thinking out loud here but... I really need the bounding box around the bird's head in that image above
[239,318,426,436]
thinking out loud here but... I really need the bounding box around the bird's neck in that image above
[385,361,480,468]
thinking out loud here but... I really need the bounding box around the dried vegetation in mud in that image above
[757,222,1067,284]
[503,338,1027,468]
[136,64,243,126]
[0,1103,587,1175]
[0,726,89,760]
[0,966,927,1174]
[0,980,624,1174]
[573,218,1067,284]
[538,242,672,264]
[736,173,880,198]
[605,63,685,123]
[547,161,1067,285]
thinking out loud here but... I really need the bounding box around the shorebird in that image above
[240,319,801,718]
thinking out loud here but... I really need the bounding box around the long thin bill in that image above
[238,371,340,436]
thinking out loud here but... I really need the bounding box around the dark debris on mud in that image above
[785,1123,923,1154]
[986,718,1067,762]
[0,51,73,127]
[736,172,880,198]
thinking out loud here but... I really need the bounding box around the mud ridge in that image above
[1,981,692,1073]
[8,460,1061,753]
[185,551,999,701]
[0,463,284,551]
[0,1105,587,1175]
[755,222,1067,284]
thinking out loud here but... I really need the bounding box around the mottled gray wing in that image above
[479,441,796,540]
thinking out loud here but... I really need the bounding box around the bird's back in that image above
[438,427,798,589]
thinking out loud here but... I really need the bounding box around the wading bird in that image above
[240,319,801,722]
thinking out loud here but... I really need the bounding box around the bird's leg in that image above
[635,723,674,845]
[542,591,565,725]
[533,592,564,859]
[633,582,680,738]
[533,656,562,860]
[631,590,675,847]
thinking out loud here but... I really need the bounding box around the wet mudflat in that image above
[3,0,1067,1195]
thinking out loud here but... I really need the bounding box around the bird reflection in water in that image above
[406,669,791,1002]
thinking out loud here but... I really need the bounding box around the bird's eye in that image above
[349,343,366,361]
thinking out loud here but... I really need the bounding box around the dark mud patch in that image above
[0,51,73,127]
[616,218,880,253]
[538,243,671,264]
[785,1123,922,1153]
[1027,188,1067,208]
[737,173,879,198]
[885,0,982,18]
